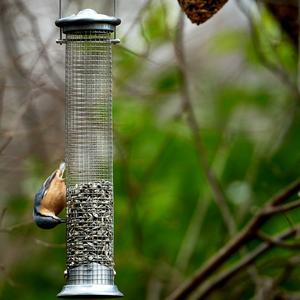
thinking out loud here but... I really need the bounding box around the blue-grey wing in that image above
[34,170,56,208]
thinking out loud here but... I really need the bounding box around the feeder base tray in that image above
[57,284,123,298]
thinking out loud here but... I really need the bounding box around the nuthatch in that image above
[33,162,66,229]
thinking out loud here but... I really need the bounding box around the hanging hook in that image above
[112,0,120,44]
[59,0,62,18]
[58,0,63,44]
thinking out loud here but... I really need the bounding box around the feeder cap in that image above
[56,9,121,33]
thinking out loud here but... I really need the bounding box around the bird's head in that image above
[33,212,65,229]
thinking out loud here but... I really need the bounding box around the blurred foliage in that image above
[1,1,300,300]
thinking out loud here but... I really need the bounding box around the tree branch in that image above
[263,198,300,215]
[196,225,300,299]
[256,231,300,249]
[167,178,300,300]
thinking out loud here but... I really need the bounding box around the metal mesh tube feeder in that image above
[56,8,122,298]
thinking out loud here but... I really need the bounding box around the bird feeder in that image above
[55,3,122,298]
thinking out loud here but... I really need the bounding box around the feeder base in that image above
[57,264,123,298]
[57,284,123,298]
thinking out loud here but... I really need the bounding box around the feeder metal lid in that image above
[56,9,121,28]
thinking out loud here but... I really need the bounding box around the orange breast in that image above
[40,176,66,216]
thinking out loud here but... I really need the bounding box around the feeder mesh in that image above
[65,31,114,270]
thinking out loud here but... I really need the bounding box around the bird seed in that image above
[66,180,114,269]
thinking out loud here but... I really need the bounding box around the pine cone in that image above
[177,0,229,25]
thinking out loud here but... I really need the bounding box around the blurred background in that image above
[0,0,300,299]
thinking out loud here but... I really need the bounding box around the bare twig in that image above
[0,0,56,162]
[122,0,153,40]
[35,239,65,249]
[263,199,300,215]
[0,264,19,287]
[196,225,300,300]
[256,231,300,249]
[170,12,270,295]
[0,220,33,233]
[237,0,300,101]
[0,136,12,155]
[173,12,236,236]
[14,0,63,89]
[258,256,300,300]
[0,208,7,228]
[173,195,210,273]
[117,44,162,66]
[167,178,300,300]
[275,255,300,285]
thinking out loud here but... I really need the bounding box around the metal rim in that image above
[57,284,124,298]
[56,9,121,28]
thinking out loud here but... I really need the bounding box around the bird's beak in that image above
[53,215,66,223]
[58,161,66,179]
